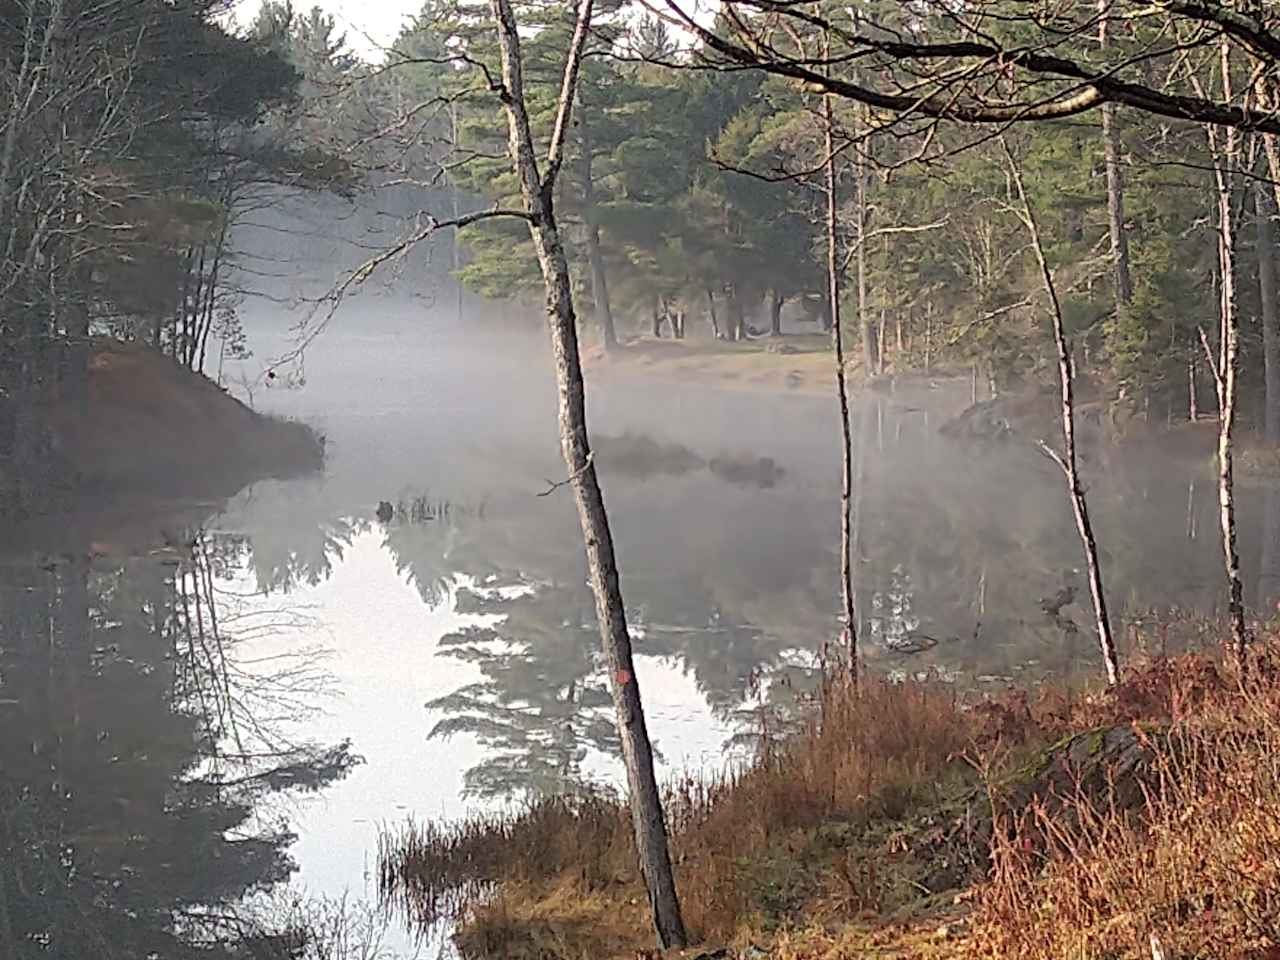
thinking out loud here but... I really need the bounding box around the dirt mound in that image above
[44,339,323,496]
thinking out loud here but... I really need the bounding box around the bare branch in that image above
[544,0,596,194]
[1198,323,1225,397]
[536,452,595,497]
[839,218,950,272]
[647,0,1280,131]
[348,207,532,286]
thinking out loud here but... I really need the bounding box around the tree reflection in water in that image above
[0,529,360,958]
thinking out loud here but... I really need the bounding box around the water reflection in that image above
[430,581,622,800]
[8,321,1279,955]
[0,532,358,958]
[215,406,1279,817]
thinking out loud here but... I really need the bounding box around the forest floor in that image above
[2,338,323,552]
[584,334,847,394]
[379,634,1280,960]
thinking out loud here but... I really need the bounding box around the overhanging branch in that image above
[648,0,1280,132]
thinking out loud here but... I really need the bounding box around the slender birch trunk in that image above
[1193,48,1249,662]
[1211,147,1248,661]
[488,0,686,945]
[1003,138,1121,686]
[823,77,858,682]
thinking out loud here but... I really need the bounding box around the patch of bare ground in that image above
[583,335,845,396]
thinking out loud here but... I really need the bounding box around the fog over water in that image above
[3,191,1272,957]
[199,284,1264,924]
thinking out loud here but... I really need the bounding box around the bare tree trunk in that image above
[769,288,784,336]
[196,209,231,376]
[705,288,720,338]
[1194,50,1249,663]
[924,301,933,373]
[1004,138,1121,686]
[1212,143,1248,661]
[728,288,745,341]
[855,136,877,374]
[878,306,887,369]
[1258,184,1280,443]
[1098,0,1133,308]
[577,100,618,351]
[184,241,208,368]
[823,78,858,682]
[1215,177,1248,660]
[1188,348,1198,421]
[489,0,686,946]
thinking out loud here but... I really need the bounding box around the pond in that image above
[1,301,1271,956]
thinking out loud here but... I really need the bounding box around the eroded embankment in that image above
[3,339,322,552]
[44,339,322,494]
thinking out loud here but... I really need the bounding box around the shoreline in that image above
[2,338,325,554]
[379,639,1280,960]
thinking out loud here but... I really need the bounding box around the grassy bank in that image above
[33,338,323,495]
[379,639,1280,959]
[2,338,324,551]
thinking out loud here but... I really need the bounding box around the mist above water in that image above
[2,180,1266,960]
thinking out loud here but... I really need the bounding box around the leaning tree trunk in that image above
[488,0,687,947]
[1098,0,1133,309]
[823,79,858,681]
[1004,139,1121,686]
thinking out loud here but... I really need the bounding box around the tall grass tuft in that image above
[378,676,974,953]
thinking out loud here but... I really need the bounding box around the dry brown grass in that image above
[582,334,841,395]
[973,643,1280,960]
[379,677,978,957]
[379,642,1280,960]
[47,338,323,494]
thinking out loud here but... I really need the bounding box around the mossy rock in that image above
[931,725,1169,878]
[991,725,1164,814]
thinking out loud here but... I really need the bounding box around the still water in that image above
[1,304,1270,956]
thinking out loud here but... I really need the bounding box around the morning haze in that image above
[3,1,1280,957]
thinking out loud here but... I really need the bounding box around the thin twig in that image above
[537,452,595,497]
